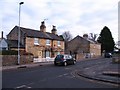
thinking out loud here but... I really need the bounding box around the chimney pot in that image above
[40,21,46,32]
[51,25,57,34]
[1,31,3,38]
[83,34,88,39]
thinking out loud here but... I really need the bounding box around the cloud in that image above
[0,0,119,42]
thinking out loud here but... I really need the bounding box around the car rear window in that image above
[55,55,64,59]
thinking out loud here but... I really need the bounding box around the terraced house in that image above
[7,21,64,58]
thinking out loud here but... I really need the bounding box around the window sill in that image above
[46,44,51,46]
[34,43,39,46]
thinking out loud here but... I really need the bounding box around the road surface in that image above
[2,58,118,89]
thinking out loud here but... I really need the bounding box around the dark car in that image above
[54,54,76,66]
[104,53,112,58]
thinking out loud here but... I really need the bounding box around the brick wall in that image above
[2,55,33,66]
[26,37,64,58]
[90,43,101,56]
[26,37,46,57]
[66,36,89,54]
[52,40,64,50]
[65,36,101,60]
[7,27,18,40]
[7,27,25,45]
[76,53,85,60]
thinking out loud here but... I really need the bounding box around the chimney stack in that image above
[51,25,57,34]
[1,31,3,38]
[83,34,88,39]
[40,21,46,32]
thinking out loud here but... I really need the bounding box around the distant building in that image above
[7,21,65,58]
[118,41,120,49]
[66,34,101,60]
[0,31,8,51]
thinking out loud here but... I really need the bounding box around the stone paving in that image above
[77,60,120,85]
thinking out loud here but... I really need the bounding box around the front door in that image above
[38,51,42,58]
[45,51,50,58]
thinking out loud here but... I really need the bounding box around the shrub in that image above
[0,50,33,56]
[0,50,18,55]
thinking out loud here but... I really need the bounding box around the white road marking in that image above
[27,87,32,88]
[57,73,69,78]
[16,85,26,88]
[63,73,68,75]
[85,67,90,70]
[15,84,32,89]
[58,75,63,77]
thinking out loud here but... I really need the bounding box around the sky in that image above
[0,0,119,42]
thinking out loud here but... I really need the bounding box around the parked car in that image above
[104,52,112,58]
[54,54,76,66]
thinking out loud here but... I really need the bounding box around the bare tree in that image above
[62,31,73,54]
[62,31,72,41]
[89,33,98,41]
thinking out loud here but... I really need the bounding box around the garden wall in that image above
[1,55,33,66]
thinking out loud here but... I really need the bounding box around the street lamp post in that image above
[18,2,24,65]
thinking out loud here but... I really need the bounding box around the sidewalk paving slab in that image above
[2,61,54,71]
[77,62,120,85]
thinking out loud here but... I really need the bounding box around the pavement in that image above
[2,58,120,85]
[77,60,120,85]
[2,61,54,71]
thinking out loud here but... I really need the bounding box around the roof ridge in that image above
[14,26,64,41]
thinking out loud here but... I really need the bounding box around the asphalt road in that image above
[2,58,118,89]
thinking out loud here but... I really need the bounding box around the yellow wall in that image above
[90,43,101,56]
[25,37,64,58]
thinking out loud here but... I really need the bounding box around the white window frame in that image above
[58,41,61,46]
[45,51,50,58]
[46,39,51,45]
[34,38,39,45]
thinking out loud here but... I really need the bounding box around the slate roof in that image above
[0,38,7,43]
[12,26,64,41]
[0,38,24,49]
[71,35,99,44]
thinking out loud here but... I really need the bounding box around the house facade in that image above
[0,38,8,51]
[66,35,101,60]
[118,41,120,49]
[7,21,64,58]
[0,31,8,51]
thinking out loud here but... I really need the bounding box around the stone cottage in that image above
[7,21,65,59]
[66,34,101,60]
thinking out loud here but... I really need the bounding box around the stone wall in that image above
[76,53,85,60]
[66,36,89,54]
[2,55,33,66]
[90,43,101,56]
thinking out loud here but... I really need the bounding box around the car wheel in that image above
[54,63,57,66]
[64,62,67,66]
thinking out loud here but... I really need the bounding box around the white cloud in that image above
[0,0,119,42]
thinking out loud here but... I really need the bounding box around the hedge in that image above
[0,50,33,55]
[0,50,18,55]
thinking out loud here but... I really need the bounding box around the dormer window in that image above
[34,38,39,45]
[46,40,50,45]
[58,41,61,46]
